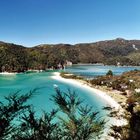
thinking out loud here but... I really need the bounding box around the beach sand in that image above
[52,72,127,139]
[52,72,120,109]
[0,72,17,75]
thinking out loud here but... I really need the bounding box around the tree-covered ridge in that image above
[0,38,140,72]
[0,42,28,72]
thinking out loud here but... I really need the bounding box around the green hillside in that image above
[0,38,140,72]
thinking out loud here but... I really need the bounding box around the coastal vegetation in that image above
[0,88,106,140]
[109,92,140,140]
[106,70,113,76]
[0,38,140,72]
[90,70,140,92]
[61,70,140,139]
[91,70,140,140]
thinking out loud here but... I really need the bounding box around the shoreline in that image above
[72,64,140,67]
[52,72,120,109]
[52,72,127,127]
[0,72,17,75]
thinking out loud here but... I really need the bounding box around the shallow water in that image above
[0,65,139,117]
[0,72,107,117]
[65,64,140,78]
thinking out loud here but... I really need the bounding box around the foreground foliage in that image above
[0,89,105,140]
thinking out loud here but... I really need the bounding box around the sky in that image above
[0,0,140,47]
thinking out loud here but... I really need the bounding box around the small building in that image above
[65,60,72,66]
[117,62,121,66]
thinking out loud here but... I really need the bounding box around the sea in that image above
[0,65,140,120]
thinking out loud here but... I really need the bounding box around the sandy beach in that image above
[0,72,17,75]
[52,72,127,128]
[52,72,120,109]
[52,72,128,139]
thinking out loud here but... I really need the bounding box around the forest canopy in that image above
[0,38,140,72]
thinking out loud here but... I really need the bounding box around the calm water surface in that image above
[66,64,140,78]
[0,65,140,117]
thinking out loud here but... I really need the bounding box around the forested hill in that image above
[0,38,140,72]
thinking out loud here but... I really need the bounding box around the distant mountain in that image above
[34,38,140,65]
[0,38,140,72]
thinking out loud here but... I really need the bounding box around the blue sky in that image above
[0,0,140,47]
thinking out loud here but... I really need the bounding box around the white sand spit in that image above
[52,72,120,109]
[52,72,127,139]
[0,72,17,75]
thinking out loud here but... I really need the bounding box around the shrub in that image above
[106,70,113,76]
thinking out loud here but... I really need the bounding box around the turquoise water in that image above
[0,65,140,117]
[0,72,107,117]
[66,64,140,78]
